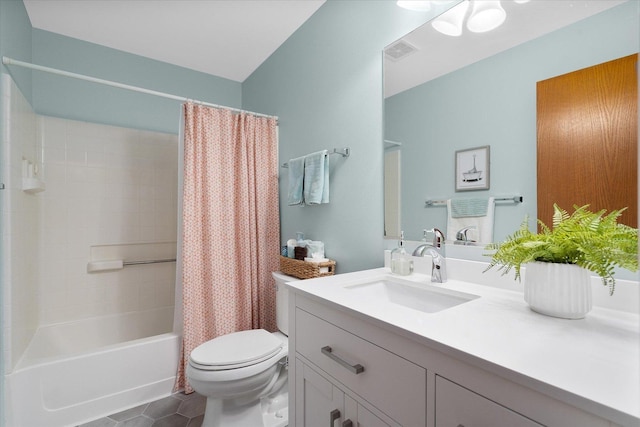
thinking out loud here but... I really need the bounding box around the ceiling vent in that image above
[385,40,418,61]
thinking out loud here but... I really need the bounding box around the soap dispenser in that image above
[391,231,413,276]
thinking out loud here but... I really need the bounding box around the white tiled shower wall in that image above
[38,116,178,325]
[2,75,179,371]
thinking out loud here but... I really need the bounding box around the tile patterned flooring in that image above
[77,392,206,427]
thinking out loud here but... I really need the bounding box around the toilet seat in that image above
[190,329,283,371]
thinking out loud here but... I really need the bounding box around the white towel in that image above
[287,156,305,206]
[446,197,495,244]
[303,150,329,204]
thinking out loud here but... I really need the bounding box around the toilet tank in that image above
[271,272,298,336]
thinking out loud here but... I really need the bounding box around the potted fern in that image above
[485,204,638,319]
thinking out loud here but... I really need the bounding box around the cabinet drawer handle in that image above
[330,409,341,426]
[343,420,353,427]
[321,346,365,374]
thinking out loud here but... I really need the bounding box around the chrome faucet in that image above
[455,225,477,245]
[412,228,447,283]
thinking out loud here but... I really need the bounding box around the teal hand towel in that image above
[287,156,305,206]
[303,150,329,204]
[450,198,489,218]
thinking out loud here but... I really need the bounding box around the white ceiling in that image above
[21,0,628,92]
[385,0,628,97]
[23,0,326,83]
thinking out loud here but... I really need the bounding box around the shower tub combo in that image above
[6,307,179,427]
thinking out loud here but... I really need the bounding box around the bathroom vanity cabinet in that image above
[287,269,638,427]
[294,306,425,426]
[296,359,396,427]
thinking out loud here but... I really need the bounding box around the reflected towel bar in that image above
[425,196,523,206]
[281,147,350,168]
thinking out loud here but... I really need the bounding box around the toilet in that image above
[186,272,297,427]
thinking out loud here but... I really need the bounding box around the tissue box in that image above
[279,256,336,279]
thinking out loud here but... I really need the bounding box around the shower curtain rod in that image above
[2,56,278,121]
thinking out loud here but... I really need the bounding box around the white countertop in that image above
[285,265,640,426]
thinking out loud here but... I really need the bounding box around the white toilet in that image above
[186,272,296,427]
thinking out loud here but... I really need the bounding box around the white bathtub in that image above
[6,307,180,427]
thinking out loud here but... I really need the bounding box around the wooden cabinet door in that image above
[537,54,637,228]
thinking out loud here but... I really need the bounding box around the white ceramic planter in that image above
[524,261,592,319]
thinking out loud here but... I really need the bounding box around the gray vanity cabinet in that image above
[294,306,426,426]
[435,376,543,427]
[289,291,621,427]
[295,359,393,427]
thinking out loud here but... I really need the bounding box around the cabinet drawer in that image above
[436,376,543,427]
[295,308,426,426]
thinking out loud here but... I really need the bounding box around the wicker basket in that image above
[279,256,336,279]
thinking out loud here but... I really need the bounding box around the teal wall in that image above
[0,0,32,101]
[31,29,241,134]
[386,1,639,244]
[0,0,460,278]
[242,0,454,273]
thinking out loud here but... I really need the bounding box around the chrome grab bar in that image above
[123,258,176,266]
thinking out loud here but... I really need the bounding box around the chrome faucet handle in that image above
[456,226,477,242]
[424,227,445,248]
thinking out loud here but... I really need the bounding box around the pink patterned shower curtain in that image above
[175,103,280,393]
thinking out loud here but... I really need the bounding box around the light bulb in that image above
[466,0,506,33]
[431,1,470,36]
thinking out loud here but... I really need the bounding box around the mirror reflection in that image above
[384,0,637,244]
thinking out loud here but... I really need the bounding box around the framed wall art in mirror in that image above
[455,145,489,192]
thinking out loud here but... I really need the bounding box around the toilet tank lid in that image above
[190,329,282,367]
[272,271,299,282]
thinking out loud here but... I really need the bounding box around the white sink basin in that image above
[344,276,479,313]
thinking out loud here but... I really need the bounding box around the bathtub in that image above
[5,307,180,427]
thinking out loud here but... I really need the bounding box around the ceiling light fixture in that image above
[466,0,506,33]
[430,1,470,36]
[434,1,505,35]
[398,0,512,37]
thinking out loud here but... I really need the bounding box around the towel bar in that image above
[425,196,523,206]
[281,147,350,168]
